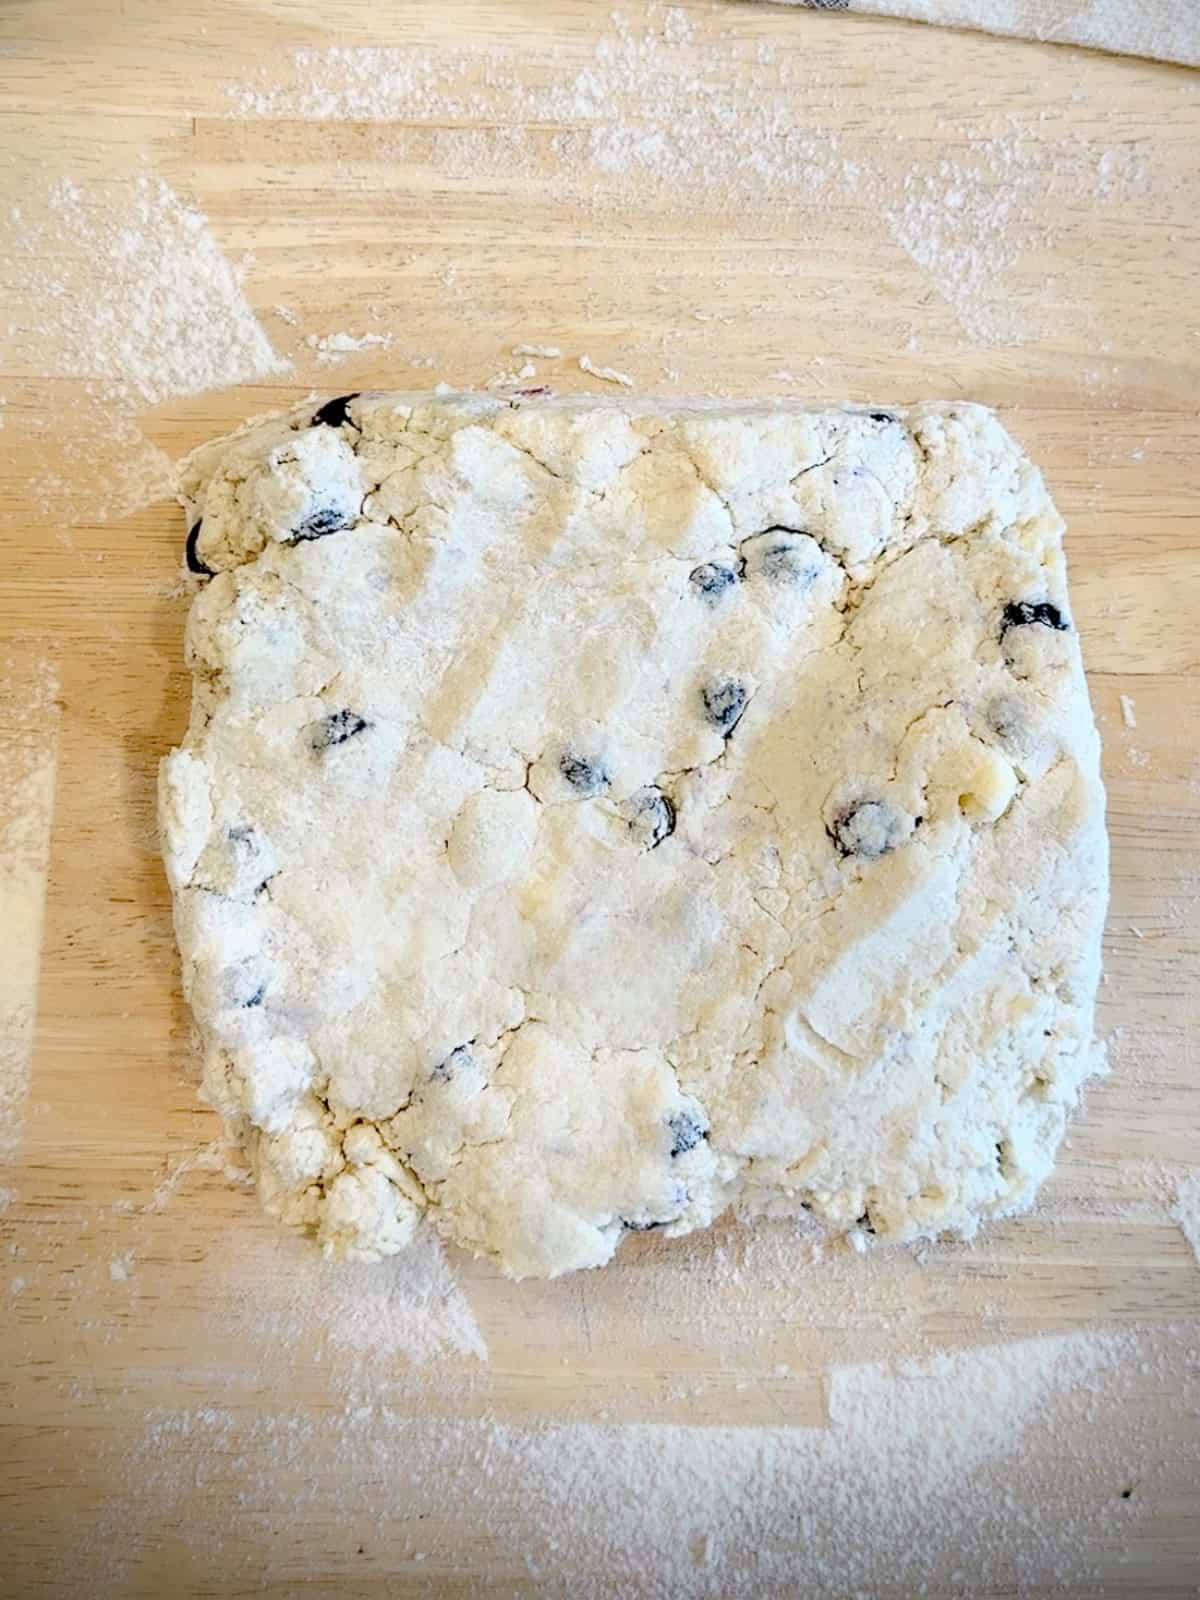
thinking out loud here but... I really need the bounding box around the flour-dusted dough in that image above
[160,391,1108,1278]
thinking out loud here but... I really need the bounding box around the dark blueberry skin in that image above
[310,710,370,751]
[621,1217,667,1232]
[689,563,738,601]
[185,519,214,576]
[856,1210,876,1235]
[242,982,266,1009]
[701,677,748,738]
[758,541,818,586]
[740,528,821,587]
[431,1044,472,1083]
[311,393,360,429]
[667,1110,708,1159]
[828,799,904,860]
[631,787,676,849]
[1001,600,1070,636]
[292,504,352,541]
[867,412,894,423]
[560,752,609,796]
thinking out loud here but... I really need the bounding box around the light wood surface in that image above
[1,2,1198,1595]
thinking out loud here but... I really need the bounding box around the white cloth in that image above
[760,0,1200,68]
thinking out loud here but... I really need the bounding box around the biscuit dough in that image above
[160,391,1108,1277]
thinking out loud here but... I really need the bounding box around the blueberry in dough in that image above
[828,799,905,860]
[560,752,609,796]
[221,957,269,1010]
[628,786,676,850]
[227,824,277,896]
[311,393,360,429]
[868,412,894,423]
[701,677,748,737]
[431,1044,472,1083]
[621,1217,667,1232]
[760,543,811,584]
[739,527,824,591]
[987,696,1026,745]
[689,563,738,601]
[1001,600,1070,636]
[185,520,214,576]
[291,504,352,542]
[667,1110,708,1158]
[309,710,370,752]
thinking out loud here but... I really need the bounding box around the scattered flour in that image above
[109,1251,135,1283]
[0,170,282,529]
[18,410,176,530]
[209,1220,488,1374]
[216,6,1162,353]
[1120,692,1138,728]
[145,1136,250,1214]
[305,329,396,364]
[513,343,562,359]
[579,354,635,386]
[2,175,285,406]
[487,361,538,389]
[1172,1173,1200,1266]
[56,1320,1200,1597]
[0,662,60,1162]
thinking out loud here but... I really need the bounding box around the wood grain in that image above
[0,1,1198,1595]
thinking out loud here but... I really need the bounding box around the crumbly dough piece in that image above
[160,390,1109,1278]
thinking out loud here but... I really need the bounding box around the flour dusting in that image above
[219,8,1161,350]
[1172,1173,1200,1267]
[209,1221,488,1374]
[2,175,285,406]
[0,662,59,1161]
[61,1320,1200,1597]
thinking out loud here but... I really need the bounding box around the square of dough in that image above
[160,391,1108,1278]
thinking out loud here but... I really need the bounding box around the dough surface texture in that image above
[161,391,1108,1278]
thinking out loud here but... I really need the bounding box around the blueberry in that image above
[868,412,894,423]
[431,1044,472,1083]
[621,1217,667,1232]
[221,957,269,1010]
[311,393,360,429]
[309,710,370,751]
[560,752,609,796]
[1001,600,1070,636]
[855,1210,876,1235]
[689,563,738,601]
[987,696,1025,744]
[185,519,214,576]
[701,677,748,738]
[828,799,905,860]
[628,786,675,850]
[740,528,823,588]
[760,544,801,582]
[292,504,352,541]
[227,824,276,896]
[667,1110,708,1159]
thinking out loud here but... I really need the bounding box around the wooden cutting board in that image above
[1,2,1198,1595]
